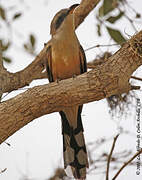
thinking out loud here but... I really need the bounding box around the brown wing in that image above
[79,45,87,74]
[45,46,54,82]
[78,45,87,126]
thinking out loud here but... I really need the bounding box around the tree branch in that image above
[74,0,101,28]
[131,76,142,81]
[106,134,119,180]
[1,48,47,93]
[112,149,142,180]
[0,168,7,175]
[0,30,142,144]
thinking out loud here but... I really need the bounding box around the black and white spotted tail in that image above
[59,106,89,179]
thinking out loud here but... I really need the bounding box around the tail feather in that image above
[59,107,88,179]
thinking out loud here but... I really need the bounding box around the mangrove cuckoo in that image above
[45,4,89,179]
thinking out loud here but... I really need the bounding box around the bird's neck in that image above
[54,14,76,39]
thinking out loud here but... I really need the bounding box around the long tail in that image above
[59,106,89,179]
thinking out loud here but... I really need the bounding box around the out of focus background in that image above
[0,0,142,179]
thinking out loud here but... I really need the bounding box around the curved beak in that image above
[68,4,79,14]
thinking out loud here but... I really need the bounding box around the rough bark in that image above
[74,0,101,28]
[1,48,47,93]
[0,31,142,144]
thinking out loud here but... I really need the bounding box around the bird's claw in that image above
[72,74,77,79]
[56,78,61,83]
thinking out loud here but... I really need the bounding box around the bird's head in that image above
[50,4,79,36]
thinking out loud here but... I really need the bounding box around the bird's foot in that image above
[72,74,77,79]
[56,78,61,84]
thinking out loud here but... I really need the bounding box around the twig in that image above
[0,168,7,174]
[131,85,141,90]
[131,76,142,82]
[112,149,142,180]
[124,13,137,32]
[4,141,11,146]
[106,134,119,180]
[0,137,11,146]
[85,44,119,52]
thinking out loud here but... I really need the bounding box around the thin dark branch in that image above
[131,85,141,90]
[131,76,142,82]
[85,44,119,52]
[0,168,7,174]
[112,149,142,180]
[106,134,119,180]
[124,13,137,32]
[4,142,11,146]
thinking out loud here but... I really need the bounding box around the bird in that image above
[45,4,89,179]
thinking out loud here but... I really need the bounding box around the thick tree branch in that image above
[74,0,101,28]
[0,31,142,144]
[1,48,47,93]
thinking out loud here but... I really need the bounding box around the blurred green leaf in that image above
[136,13,141,18]
[23,42,36,56]
[2,57,12,63]
[106,27,126,44]
[104,0,114,15]
[13,13,22,20]
[30,34,36,48]
[106,11,124,23]
[99,0,119,16]
[23,43,29,51]
[98,5,104,17]
[97,24,101,36]
[0,6,6,20]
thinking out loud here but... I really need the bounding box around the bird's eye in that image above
[55,12,67,30]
